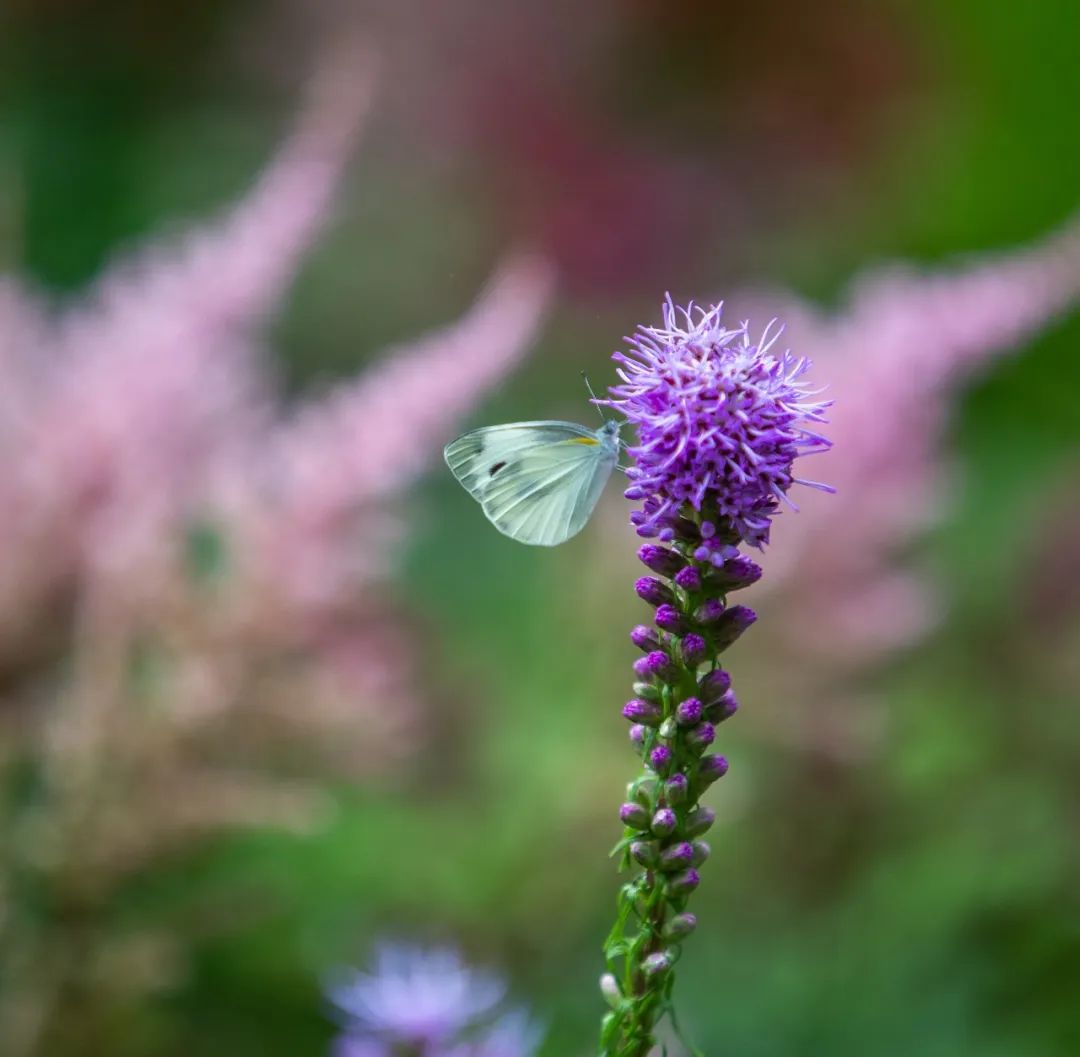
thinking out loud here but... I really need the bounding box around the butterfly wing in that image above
[444,421,617,546]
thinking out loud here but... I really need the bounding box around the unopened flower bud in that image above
[664,913,698,940]
[663,773,689,805]
[691,840,711,866]
[704,688,739,723]
[654,604,686,634]
[628,724,646,748]
[659,842,695,871]
[600,973,622,1009]
[630,840,659,867]
[709,554,763,592]
[712,605,757,651]
[685,806,716,837]
[630,625,662,652]
[628,776,656,806]
[633,650,673,679]
[648,745,673,775]
[632,680,662,703]
[635,577,675,608]
[623,699,662,726]
[681,633,709,667]
[661,515,699,543]
[698,668,733,705]
[674,565,702,591]
[642,950,674,977]
[666,868,701,896]
[651,808,677,837]
[697,754,729,785]
[658,717,678,740]
[686,721,716,752]
[619,802,650,829]
[675,697,703,727]
[694,597,727,625]
[637,544,687,579]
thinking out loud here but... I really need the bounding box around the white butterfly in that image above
[444,418,622,546]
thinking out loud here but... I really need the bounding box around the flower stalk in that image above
[599,299,831,1055]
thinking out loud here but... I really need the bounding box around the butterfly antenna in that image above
[581,371,607,421]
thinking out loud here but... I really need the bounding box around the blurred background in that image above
[1,1,1079,1055]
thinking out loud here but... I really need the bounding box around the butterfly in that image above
[444,417,623,546]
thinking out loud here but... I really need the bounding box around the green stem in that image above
[601,513,749,1056]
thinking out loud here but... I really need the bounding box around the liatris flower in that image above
[598,299,831,1055]
[327,944,541,1057]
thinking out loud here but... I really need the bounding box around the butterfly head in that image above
[598,417,622,452]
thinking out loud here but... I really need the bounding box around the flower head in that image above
[607,298,832,548]
[445,1009,543,1057]
[327,944,506,1048]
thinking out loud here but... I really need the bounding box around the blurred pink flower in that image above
[0,41,554,1057]
[0,48,378,650]
[237,254,553,620]
[732,216,1080,753]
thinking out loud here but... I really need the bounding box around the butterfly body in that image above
[444,418,621,546]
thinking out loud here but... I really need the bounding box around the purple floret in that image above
[605,298,832,548]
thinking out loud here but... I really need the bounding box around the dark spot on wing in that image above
[489,461,508,476]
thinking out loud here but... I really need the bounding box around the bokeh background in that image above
[2,2,1080,1056]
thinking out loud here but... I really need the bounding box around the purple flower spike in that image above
[635,576,675,608]
[674,565,702,591]
[634,650,673,679]
[605,299,831,546]
[637,544,687,578]
[675,697,703,727]
[642,951,674,977]
[712,605,757,651]
[654,604,685,634]
[713,554,763,591]
[698,668,732,704]
[631,841,660,868]
[705,689,739,723]
[686,722,716,752]
[600,298,832,1055]
[648,745,673,775]
[663,773,689,805]
[681,633,709,667]
[697,754,729,785]
[694,598,727,625]
[664,913,697,940]
[623,699,662,727]
[685,806,716,837]
[666,869,701,897]
[659,842,695,871]
[630,624,661,652]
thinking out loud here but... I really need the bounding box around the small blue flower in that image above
[327,944,505,1049]
[446,1009,543,1057]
